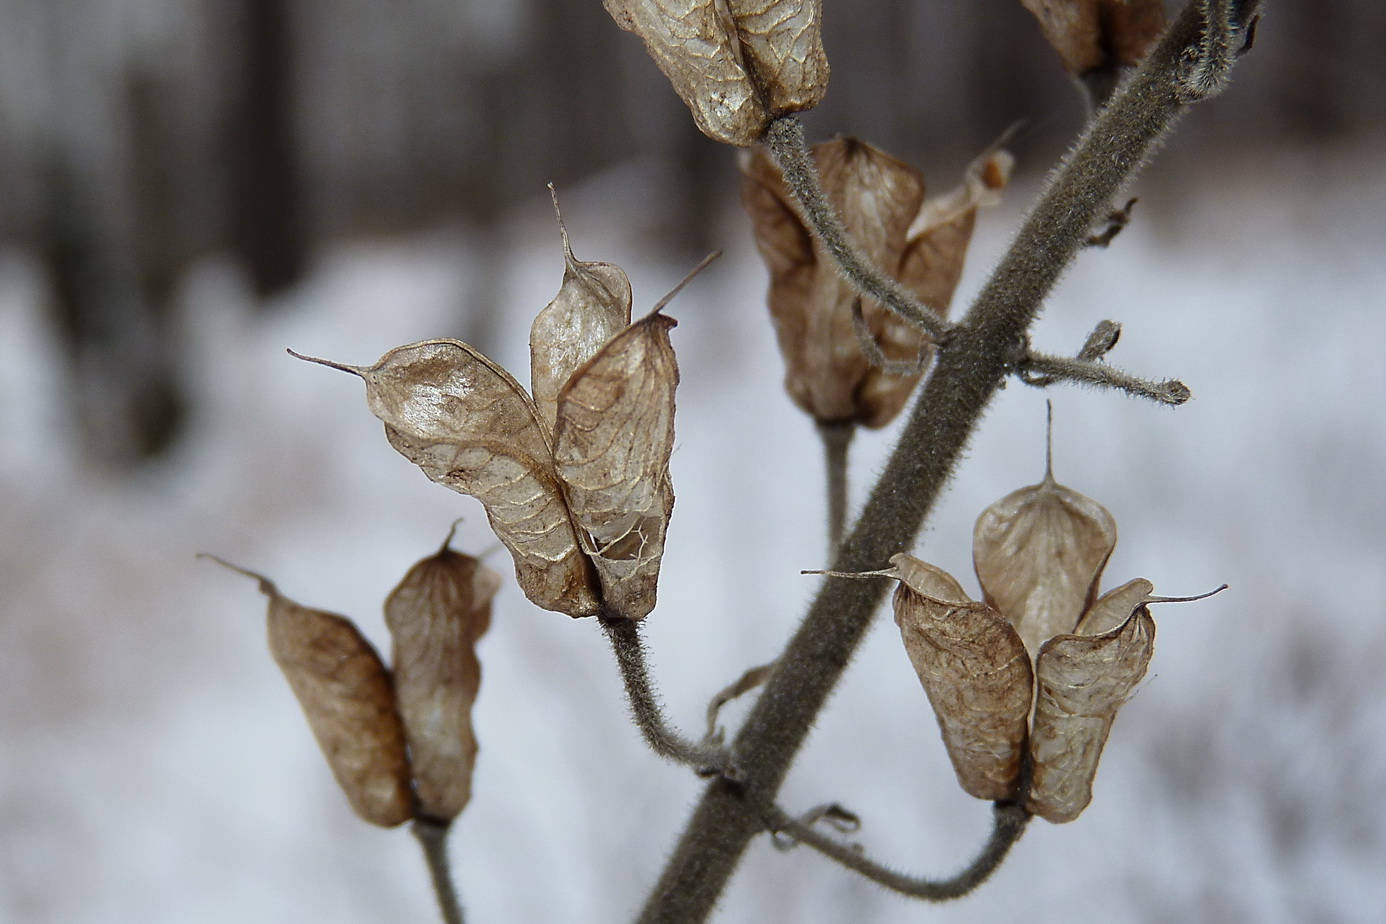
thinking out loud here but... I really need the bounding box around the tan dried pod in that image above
[603,0,827,146]
[553,312,679,621]
[890,553,1034,802]
[384,532,500,821]
[293,343,601,618]
[1027,587,1156,823]
[972,463,1118,656]
[530,192,633,435]
[1020,0,1166,79]
[209,559,414,827]
[742,137,931,427]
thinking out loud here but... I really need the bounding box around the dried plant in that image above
[214,0,1265,921]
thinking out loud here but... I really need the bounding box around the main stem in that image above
[638,6,1222,921]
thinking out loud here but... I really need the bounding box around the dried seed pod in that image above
[1020,0,1166,79]
[890,554,1034,802]
[530,195,633,435]
[604,0,828,146]
[1027,595,1156,823]
[553,312,680,621]
[972,467,1118,656]
[212,561,414,827]
[384,534,500,821]
[742,137,1008,428]
[293,343,601,618]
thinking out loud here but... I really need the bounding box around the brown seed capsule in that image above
[742,138,1010,428]
[292,343,603,619]
[972,465,1118,656]
[554,312,680,621]
[384,534,500,821]
[1020,0,1166,78]
[209,559,414,827]
[1027,584,1156,823]
[891,554,1033,802]
[604,0,828,146]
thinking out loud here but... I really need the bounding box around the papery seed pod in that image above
[212,561,414,827]
[553,312,679,620]
[1027,590,1156,823]
[972,466,1118,656]
[890,554,1034,802]
[1020,0,1166,82]
[742,138,1009,428]
[384,533,500,821]
[604,0,828,146]
[530,194,634,435]
[293,343,602,619]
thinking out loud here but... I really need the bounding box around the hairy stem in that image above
[767,802,1030,901]
[762,117,949,341]
[816,421,854,552]
[413,818,465,924]
[638,4,1247,921]
[601,617,730,773]
[1021,352,1191,405]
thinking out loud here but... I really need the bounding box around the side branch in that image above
[1019,351,1191,405]
[766,802,1030,902]
[601,617,731,774]
[639,3,1253,921]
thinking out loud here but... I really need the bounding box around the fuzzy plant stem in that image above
[816,421,854,552]
[1021,351,1191,405]
[762,117,949,341]
[637,4,1255,921]
[601,616,731,773]
[768,802,1030,901]
[413,818,465,924]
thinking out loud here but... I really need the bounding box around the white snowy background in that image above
[3,125,1385,923]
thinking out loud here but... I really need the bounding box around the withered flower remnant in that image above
[295,222,683,622]
[742,137,1012,427]
[604,0,828,146]
[1020,0,1166,97]
[385,536,500,822]
[892,468,1206,823]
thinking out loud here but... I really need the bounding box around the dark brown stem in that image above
[767,802,1030,901]
[637,4,1250,921]
[816,421,854,553]
[413,818,465,924]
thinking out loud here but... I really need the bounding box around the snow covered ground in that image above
[2,138,1384,923]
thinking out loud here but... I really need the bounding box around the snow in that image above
[2,140,1385,923]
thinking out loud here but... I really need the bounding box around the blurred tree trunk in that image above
[226,0,309,300]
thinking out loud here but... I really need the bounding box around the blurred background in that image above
[2,1,1384,922]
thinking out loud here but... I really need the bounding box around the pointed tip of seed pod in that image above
[1042,400,1057,485]
[439,518,465,554]
[548,182,580,271]
[198,552,277,597]
[287,349,366,377]
[647,251,722,318]
[1147,583,1228,605]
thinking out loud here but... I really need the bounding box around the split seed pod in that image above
[1020,0,1166,95]
[604,0,828,146]
[742,137,1012,427]
[384,532,500,822]
[892,460,1209,823]
[295,214,683,622]
[212,560,414,827]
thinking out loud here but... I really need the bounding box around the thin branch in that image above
[766,802,1030,902]
[705,660,778,743]
[762,116,951,342]
[413,818,465,924]
[816,421,854,552]
[638,5,1255,921]
[1019,351,1191,405]
[601,617,731,775]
